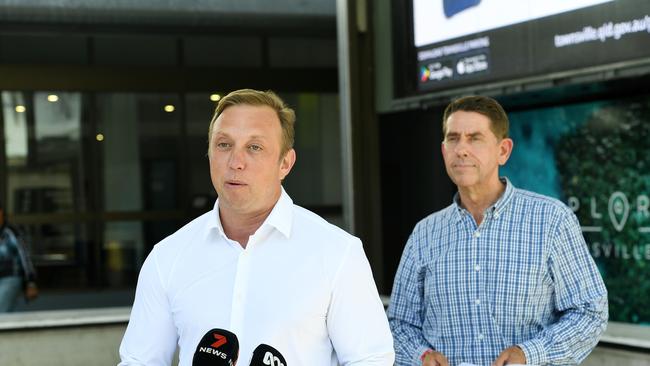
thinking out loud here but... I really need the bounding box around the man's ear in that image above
[498,138,513,166]
[279,149,296,180]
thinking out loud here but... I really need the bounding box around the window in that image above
[1,90,342,311]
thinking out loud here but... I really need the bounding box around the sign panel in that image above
[503,95,650,325]
[413,0,650,92]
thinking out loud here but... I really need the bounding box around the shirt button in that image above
[473,231,481,238]
[474,264,481,271]
[478,333,484,340]
[475,299,481,305]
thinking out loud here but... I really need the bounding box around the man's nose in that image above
[453,139,470,157]
[228,148,246,170]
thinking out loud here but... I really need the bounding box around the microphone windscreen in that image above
[192,328,239,366]
[249,344,287,366]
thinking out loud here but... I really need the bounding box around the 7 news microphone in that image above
[191,327,286,366]
[192,328,239,366]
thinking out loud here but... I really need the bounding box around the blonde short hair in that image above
[208,89,296,157]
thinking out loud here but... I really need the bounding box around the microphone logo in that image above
[193,328,239,366]
[250,343,286,366]
[263,351,285,366]
[211,333,228,348]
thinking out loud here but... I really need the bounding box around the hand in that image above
[24,282,39,301]
[492,345,526,366]
[422,350,449,366]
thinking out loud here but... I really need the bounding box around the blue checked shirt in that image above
[387,178,608,366]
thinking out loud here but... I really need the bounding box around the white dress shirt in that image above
[119,188,395,366]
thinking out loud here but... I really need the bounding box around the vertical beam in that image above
[336,0,355,234]
[336,0,386,292]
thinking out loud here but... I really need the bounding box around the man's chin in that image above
[218,195,251,211]
[451,176,478,188]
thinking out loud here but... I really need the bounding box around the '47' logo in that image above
[263,351,285,366]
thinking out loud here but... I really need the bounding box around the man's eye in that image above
[249,145,262,151]
[216,142,231,149]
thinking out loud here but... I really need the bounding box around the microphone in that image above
[249,344,287,366]
[192,328,239,366]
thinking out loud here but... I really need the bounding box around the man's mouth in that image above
[226,180,247,186]
[453,163,474,168]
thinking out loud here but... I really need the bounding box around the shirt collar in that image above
[264,187,294,239]
[492,177,515,218]
[452,177,516,221]
[205,186,294,241]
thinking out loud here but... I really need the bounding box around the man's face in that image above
[441,110,512,191]
[208,104,295,217]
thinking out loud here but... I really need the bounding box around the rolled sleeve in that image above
[517,338,548,366]
[387,231,431,366]
[519,209,608,365]
[119,247,178,365]
[326,238,395,365]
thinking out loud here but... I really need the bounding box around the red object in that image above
[210,333,227,348]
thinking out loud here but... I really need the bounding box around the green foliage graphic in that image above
[555,99,650,324]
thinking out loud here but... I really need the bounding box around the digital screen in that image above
[502,95,650,325]
[412,0,650,93]
[414,0,613,47]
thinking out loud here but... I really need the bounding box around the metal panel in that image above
[0,0,335,27]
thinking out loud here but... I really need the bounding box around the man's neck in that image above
[457,178,505,226]
[219,206,274,249]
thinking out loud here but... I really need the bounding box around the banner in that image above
[503,96,650,325]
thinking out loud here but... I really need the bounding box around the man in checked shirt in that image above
[387,95,608,366]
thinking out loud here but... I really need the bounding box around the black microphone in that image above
[249,344,287,366]
[192,328,239,366]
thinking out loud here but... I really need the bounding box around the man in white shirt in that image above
[119,89,395,366]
